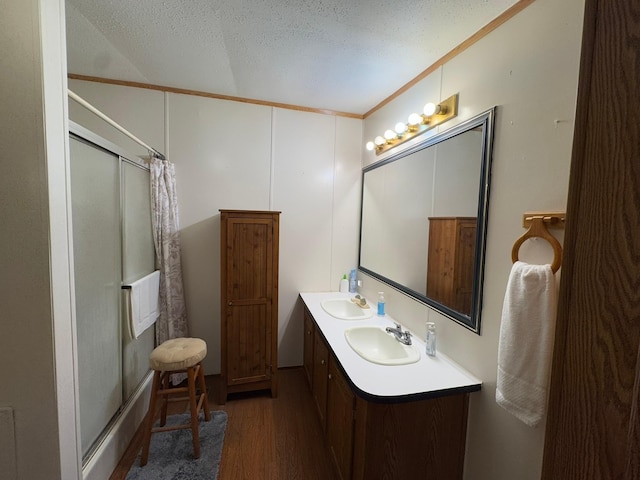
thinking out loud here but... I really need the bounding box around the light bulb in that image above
[374,136,385,146]
[365,141,375,151]
[384,129,396,140]
[407,113,422,126]
[395,122,407,134]
[423,102,441,116]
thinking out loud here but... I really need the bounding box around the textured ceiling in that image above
[65,0,519,115]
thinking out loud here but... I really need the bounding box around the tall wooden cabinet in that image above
[426,217,476,315]
[219,210,280,403]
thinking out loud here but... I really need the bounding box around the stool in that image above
[140,337,211,466]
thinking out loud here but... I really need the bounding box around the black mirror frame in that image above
[358,107,496,334]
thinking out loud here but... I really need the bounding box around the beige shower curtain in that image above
[150,158,189,347]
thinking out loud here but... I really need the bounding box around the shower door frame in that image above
[68,121,155,466]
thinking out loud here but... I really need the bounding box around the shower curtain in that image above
[150,158,189,346]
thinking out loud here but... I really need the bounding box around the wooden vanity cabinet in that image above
[219,210,280,403]
[427,216,477,315]
[351,395,468,479]
[303,309,469,479]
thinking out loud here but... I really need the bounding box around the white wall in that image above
[2,0,80,478]
[359,0,584,479]
[69,83,363,375]
[68,80,165,158]
[168,96,362,372]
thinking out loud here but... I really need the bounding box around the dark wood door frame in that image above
[542,0,640,477]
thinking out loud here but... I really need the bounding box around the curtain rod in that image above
[67,89,166,161]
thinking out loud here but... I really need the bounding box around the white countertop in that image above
[300,291,482,402]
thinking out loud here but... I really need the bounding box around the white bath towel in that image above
[126,270,161,339]
[496,261,557,427]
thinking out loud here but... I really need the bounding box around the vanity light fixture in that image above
[423,102,442,116]
[394,122,408,134]
[407,113,423,128]
[365,93,459,155]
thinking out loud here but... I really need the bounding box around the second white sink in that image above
[344,326,420,366]
[321,298,373,320]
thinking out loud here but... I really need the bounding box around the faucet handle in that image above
[394,322,402,330]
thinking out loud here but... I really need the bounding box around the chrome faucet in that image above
[385,322,412,345]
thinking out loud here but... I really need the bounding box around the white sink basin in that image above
[344,326,420,366]
[321,298,373,320]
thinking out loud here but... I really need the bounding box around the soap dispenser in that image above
[425,322,436,357]
[377,292,385,316]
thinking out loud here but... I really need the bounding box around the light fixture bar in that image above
[369,93,459,156]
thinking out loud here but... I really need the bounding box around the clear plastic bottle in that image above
[349,269,357,293]
[425,322,436,357]
[377,292,385,316]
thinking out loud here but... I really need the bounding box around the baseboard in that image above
[82,371,152,480]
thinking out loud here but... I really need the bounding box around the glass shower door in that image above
[70,137,123,457]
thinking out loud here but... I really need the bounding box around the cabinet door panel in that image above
[312,333,329,429]
[226,303,270,384]
[226,218,274,302]
[327,357,355,480]
[303,309,314,388]
[454,220,477,315]
[426,217,476,315]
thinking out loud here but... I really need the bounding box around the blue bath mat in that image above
[126,410,227,480]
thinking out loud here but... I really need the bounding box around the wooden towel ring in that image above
[511,216,563,273]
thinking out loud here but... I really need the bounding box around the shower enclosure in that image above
[69,123,156,463]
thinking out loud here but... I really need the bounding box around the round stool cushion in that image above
[149,337,207,371]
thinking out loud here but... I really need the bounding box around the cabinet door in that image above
[223,216,275,386]
[426,218,456,306]
[427,217,476,314]
[226,303,271,385]
[454,220,477,315]
[312,333,329,430]
[327,357,355,480]
[303,308,314,388]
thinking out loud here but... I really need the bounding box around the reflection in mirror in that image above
[359,109,495,333]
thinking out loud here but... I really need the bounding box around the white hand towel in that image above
[127,270,161,339]
[496,261,557,427]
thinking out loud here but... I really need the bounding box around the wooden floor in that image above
[109,367,338,480]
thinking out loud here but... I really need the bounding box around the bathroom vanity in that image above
[300,292,481,480]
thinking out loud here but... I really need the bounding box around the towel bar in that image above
[511,213,564,273]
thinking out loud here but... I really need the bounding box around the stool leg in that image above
[160,371,170,427]
[187,366,201,459]
[141,370,161,467]
[197,362,211,421]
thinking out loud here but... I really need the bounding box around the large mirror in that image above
[359,108,495,333]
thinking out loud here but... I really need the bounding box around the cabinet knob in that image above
[228,302,232,306]
[307,330,311,335]
[328,373,332,380]
[321,359,326,365]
